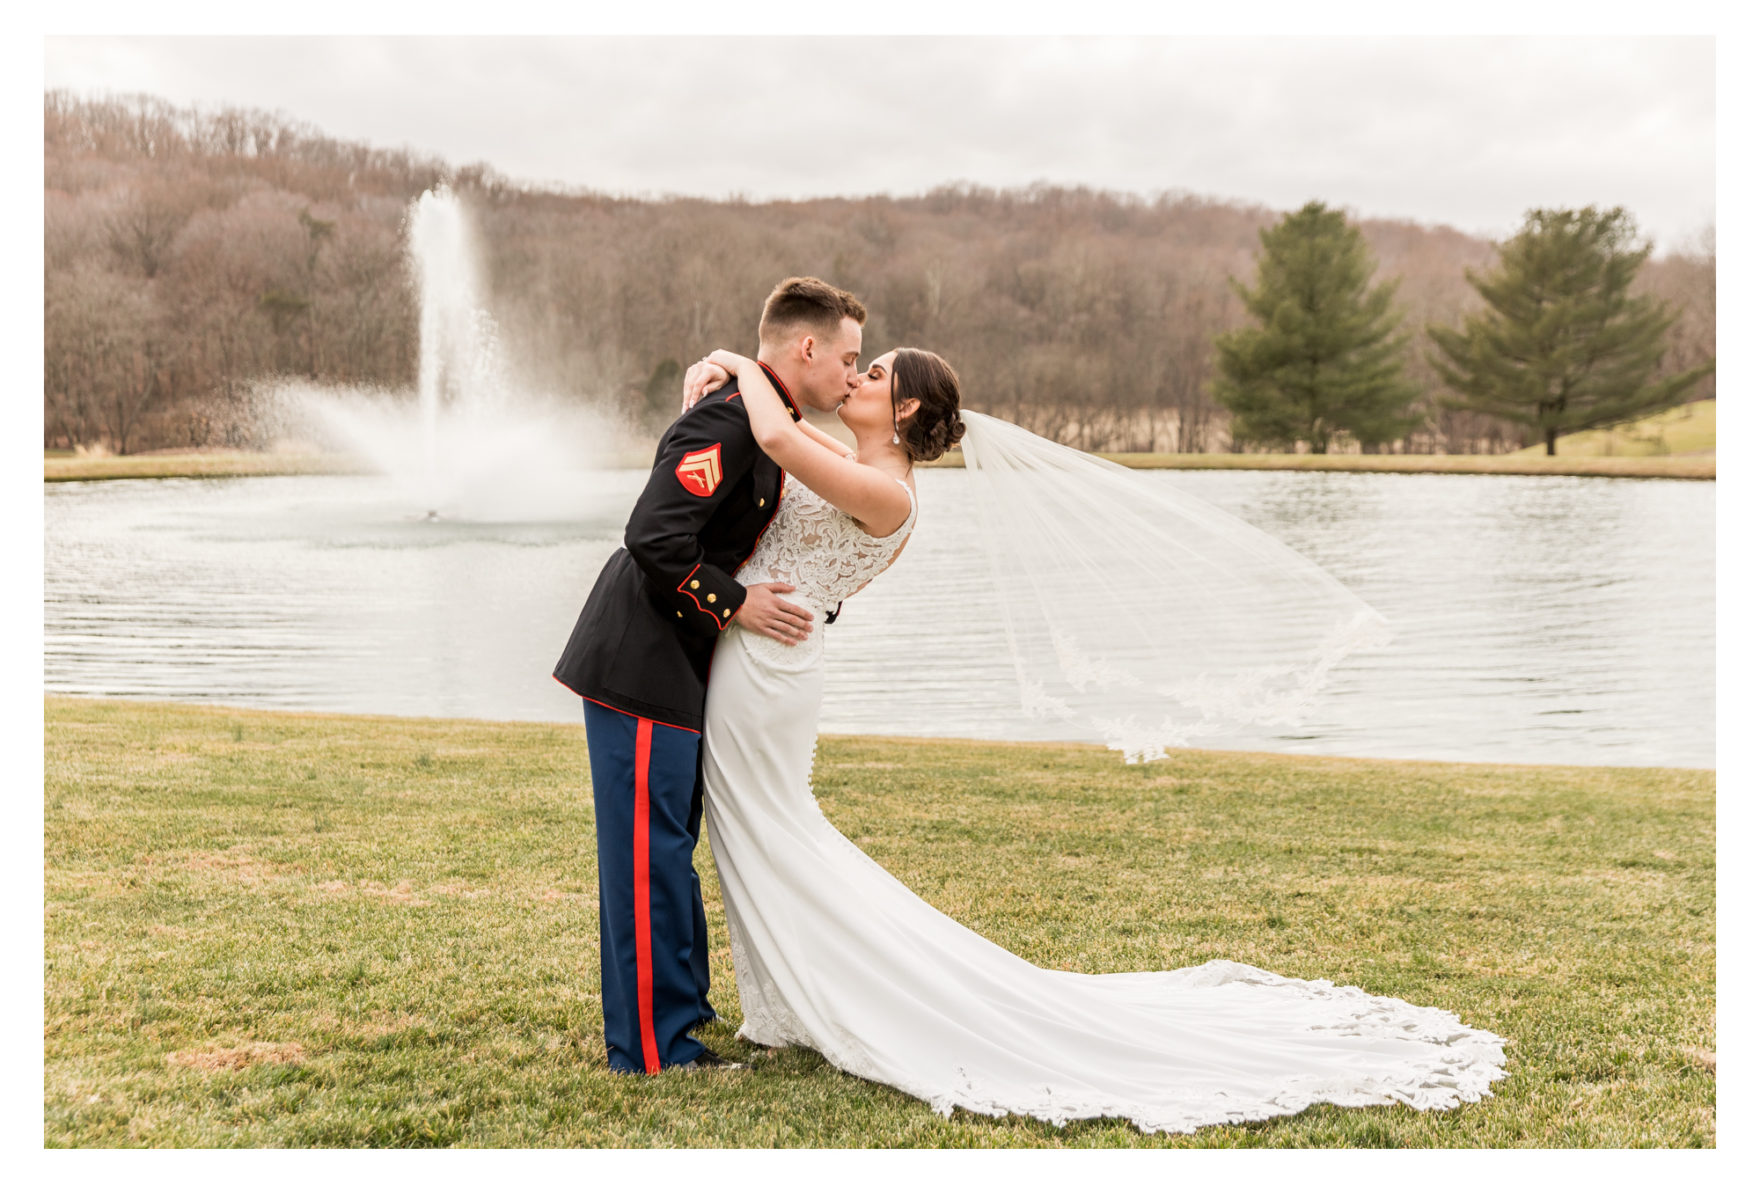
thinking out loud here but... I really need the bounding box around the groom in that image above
[554,276,868,1074]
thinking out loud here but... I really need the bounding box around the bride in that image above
[682,345,1506,1135]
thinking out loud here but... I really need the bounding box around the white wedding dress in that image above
[700,472,1506,1135]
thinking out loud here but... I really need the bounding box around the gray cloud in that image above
[45,35,1715,249]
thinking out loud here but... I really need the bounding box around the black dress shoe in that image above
[674,1047,747,1072]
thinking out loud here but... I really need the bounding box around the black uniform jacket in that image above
[553,364,801,731]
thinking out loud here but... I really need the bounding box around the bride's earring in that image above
[891,422,901,446]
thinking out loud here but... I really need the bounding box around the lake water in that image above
[44,469,1714,768]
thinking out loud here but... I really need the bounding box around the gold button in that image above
[707,593,717,603]
[758,497,766,507]
[690,579,700,589]
[676,611,683,618]
[722,609,731,618]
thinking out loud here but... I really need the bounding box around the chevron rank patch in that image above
[675,443,723,498]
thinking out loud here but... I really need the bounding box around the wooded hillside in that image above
[44,91,1716,454]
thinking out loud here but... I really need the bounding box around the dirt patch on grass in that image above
[147,848,297,885]
[537,888,590,903]
[1682,1047,1716,1073]
[361,879,429,906]
[315,878,502,903]
[166,1041,306,1071]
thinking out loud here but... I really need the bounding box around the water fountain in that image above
[285,186,598,522]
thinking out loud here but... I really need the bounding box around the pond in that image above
[44,468,1713,768]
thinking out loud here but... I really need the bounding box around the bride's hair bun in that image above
[892,349,964,463]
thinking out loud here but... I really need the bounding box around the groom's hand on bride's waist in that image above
[732,582,814,645]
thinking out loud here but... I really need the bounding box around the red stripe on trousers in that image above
[632,719,660,1074]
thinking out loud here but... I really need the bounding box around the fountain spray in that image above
[282,186,596,522]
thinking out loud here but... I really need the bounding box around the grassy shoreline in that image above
[44,450,372,482]
[46,448,1714,482]
[45,696,1714,1147]
[1093,451,1713,478]
[1514,400,1716,460]
[940,451,1715,479]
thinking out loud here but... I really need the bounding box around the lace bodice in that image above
[738,471,917,616]
[732,472,915,670]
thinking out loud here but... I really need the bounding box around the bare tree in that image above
[42,89,1716,456]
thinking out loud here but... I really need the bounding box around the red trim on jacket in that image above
[755,360,802,421]
[631,719,660,1074]
[676,563,731,630]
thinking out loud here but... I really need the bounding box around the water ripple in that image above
[44,469,1713,767]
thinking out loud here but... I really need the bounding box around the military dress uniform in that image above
[554,361,803,1074]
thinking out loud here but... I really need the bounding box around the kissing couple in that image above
[554,276,1505,1135]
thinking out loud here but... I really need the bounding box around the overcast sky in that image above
[44,35,1715,251]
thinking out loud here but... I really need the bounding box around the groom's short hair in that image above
[759,277,867,346]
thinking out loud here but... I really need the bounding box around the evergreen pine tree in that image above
[1428,206,1714,455]
[1211,201,1422,454]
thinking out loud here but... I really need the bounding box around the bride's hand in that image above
[681,357,732,413]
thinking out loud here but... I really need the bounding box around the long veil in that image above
[956,411,1390,763]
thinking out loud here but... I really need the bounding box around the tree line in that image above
[43,91,1716,455]
[1214,203,1714,455]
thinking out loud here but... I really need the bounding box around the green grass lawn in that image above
[44,697,1715,1147]
[1094,452,1712,478]
[44,450,370,482]
[928,450,1713,479]
[1515,400,1717,459]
